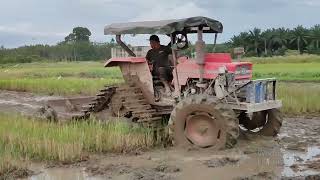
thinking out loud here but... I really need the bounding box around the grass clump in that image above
[277,83,320,115]
[0,152,32,180]
[0,114,154,163]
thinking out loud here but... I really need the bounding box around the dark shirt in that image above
[146,45,172,68]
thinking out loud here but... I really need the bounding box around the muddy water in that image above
[1,90,319,179]
[0,90,60,117]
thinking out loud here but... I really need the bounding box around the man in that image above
[146,35,173,95]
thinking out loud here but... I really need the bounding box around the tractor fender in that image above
[104,57,147,67]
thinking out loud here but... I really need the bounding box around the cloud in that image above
[132,1,209,21]
[0,0,319,47]
[0,24,67,37]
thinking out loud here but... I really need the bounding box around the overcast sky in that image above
[0,0,319,48]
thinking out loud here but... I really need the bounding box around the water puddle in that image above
[282,146,320,177]
[29,167,104,180]
[0,99,40,109]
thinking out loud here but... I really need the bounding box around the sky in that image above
[0,0,319,48]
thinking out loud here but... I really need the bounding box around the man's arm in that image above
[146,50,153,71]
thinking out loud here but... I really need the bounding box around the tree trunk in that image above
[255,41,258,56]
[297,38,301,54]
[264,39,267,55]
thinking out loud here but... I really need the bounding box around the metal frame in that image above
[227,78,280,113]
[116,35,136,57]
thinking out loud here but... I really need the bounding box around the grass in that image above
[0,78,122,96]
[246,54,320,64]
[0,61,123,95]
[0,114,154,178]
[244,55,320,82]
[253,63,320,82]
[0,114,153,162]
[277,83,320,115]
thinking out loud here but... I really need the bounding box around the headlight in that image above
[235,65,251,75]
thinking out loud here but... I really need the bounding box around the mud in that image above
[0,167,34,180]
[0,90,93,120]
[203,157,240,168]
[1,90,320,180]
[22,117,320,180]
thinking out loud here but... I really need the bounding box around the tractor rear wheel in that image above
[168,95,239,149]
[239,109,283,136]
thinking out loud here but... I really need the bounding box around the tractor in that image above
[46,16,283,149]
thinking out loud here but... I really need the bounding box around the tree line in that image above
[228,25,320,57]
[1,25,320,64]
[0,27,117,64]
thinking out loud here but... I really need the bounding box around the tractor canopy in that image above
[104,16,223,35]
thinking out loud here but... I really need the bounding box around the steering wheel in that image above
[173,33,188,50]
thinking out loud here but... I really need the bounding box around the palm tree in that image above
[290,25,310,54]
[249,28,262,56]
[261,29,274,55]
[272,28,290,48]
[311,25,320,49]
[230,32,250,51]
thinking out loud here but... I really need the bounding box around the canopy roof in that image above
[104,16,223,35]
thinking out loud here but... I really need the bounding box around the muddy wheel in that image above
[239,109,283,136]
[168,95,239,149]
[239,111,267,130]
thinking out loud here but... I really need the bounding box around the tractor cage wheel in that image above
[168,95,239,149]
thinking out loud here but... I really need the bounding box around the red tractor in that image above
[48,16,283,149]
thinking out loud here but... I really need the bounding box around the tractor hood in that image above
[104,16,223,35]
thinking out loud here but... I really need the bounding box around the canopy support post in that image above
[170,34,181,98]
[213,33,218,52]
[116,35,136,57]
[195,27,205,83]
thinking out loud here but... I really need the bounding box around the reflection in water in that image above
[29,167,103,180]
[282,146,320,177]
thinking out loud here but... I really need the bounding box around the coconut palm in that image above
[311,25,320,49]
[248,28,262,56]
[290,26,310,54]
[261,29,274,55]
[230,32,250,51]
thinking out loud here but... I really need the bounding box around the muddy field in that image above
[0,90,319,180]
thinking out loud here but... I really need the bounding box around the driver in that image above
[146,35,173,95]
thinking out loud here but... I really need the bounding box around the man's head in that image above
[149,35,160,49]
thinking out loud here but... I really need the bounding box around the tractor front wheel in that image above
[168,95,239,149]
[239,109,283,136]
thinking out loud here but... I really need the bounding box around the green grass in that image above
[246,54,320,64]
[246,55,320,82]
[0,114,153,162]
[253,63,320,82]
[277,83,320,115]
[0,78,122,96]
[0,114,154,178]
[0,61,123,95]
[0,61,122,79]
